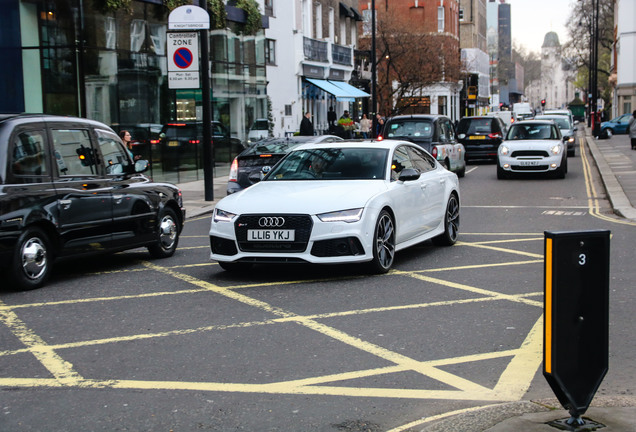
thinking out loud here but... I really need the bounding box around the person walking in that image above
[629,110,636,150]
[327,106,337,134]
[299,112,314,136]
[359,113,372,139]
[375,113,385,137]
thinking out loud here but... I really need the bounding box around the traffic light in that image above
[541,99,546,107]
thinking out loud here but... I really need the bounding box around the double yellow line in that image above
[580,137,636,226]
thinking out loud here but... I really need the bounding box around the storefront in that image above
[0,0,267,182]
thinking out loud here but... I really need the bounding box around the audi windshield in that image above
[264,148,389,181]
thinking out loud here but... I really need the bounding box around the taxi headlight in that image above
[499,145,510,156]
[550,144,563,155]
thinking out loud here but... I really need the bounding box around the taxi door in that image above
[49,125,114,255]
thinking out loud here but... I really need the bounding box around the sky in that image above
[507,0,574,54]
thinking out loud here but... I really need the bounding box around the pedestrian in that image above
[629,110,636,150]
[119,130,139,160]
[359,113,372,139]
[299,111,314,136]
[340,110,351,120]
[328,106,337,134]
[375,113,385,137]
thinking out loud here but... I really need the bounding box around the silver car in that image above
[535,115,577,156]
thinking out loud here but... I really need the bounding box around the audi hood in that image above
[215,180,389,215]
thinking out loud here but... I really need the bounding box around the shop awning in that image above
[306,78,370,102]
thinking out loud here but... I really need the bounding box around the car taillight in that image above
[488,133,502,139]
[150,139,160,144]
[377,135,384,141]
[432,147,438,158]
[189,139,200,144]
[229,158,238,182]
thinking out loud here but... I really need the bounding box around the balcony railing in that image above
[332,44,352,66]
[303,37,328,63]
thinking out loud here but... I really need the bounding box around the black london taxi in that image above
[0,114,185,290]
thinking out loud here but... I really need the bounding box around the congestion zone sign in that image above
[167,32,199,89]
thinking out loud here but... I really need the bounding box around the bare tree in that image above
[365,9,461,116]
[564,0,613,102]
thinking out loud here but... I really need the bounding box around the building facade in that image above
[525,32,576,111]
[265,0,368,138]
[611,0,635,117]
[0,0,268,183]
[460,0,490,116]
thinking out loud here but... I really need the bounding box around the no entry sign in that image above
[167,32,199,89]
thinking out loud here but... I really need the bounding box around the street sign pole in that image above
[199,11,213,201]
[169,4,212,201]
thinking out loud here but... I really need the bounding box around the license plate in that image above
[519,160,540,166]
[468,135,486,140]
[168,140,179,147]
[247,229,295,241]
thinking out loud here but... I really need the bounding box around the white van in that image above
[512,103,533,120]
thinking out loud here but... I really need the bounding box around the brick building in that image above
[357,0,462,121]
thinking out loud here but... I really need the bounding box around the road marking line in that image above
[456,241,544,258]
[0,300,83,384]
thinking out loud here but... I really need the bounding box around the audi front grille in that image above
[234,214,313,252]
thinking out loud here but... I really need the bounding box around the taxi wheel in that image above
[10,227,53,291]
[433,193,460,246]
[369,210,395,274]
[148,208,180,258]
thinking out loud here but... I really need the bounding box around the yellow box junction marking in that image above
[0,236,546,403]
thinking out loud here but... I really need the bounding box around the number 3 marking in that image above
[579,254,586,266]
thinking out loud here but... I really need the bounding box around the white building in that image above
[265,0,367,137]
[612,0,636,117]
[525,32,576,111]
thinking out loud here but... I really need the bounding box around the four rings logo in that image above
[258,216,285,227]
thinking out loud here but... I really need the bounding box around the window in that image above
[438,7,445,32]
[439,96,447,116]
[11,131,48,177]
[391,146,415,181]
[459,8,464,21]
[51,129,98,176]
[285,105,293,116]
[407,146,436,173]
[130,20,145,52]
[264,0,274,16]
[96,130,132,175]
[265,39,276,65]
[104,17,116,50]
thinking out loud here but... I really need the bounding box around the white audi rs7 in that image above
[209,140,460,273]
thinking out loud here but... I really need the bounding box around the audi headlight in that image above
[550,144,563,155]
[317,208,363,223]
[213,208,236,223]
[499,145,510,156]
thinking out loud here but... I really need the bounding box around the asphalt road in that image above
[1,136,634,431]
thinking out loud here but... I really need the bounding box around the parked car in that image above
[600,113,631,138]
[456,116,507,162]
[159,121,244,169]
[210,140,460,273]
[0,114,185,290]
[379,114,466,177]
[227,135,343,195]
[497,120,567,179]
[247,118,270,143]
[535,115,577,156]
